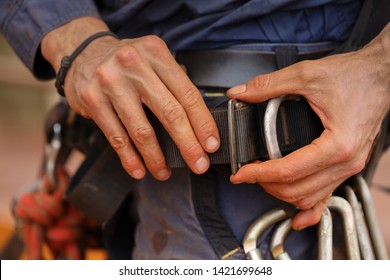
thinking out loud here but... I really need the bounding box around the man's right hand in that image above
[41,16,220,180]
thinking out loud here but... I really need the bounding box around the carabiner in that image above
[352,175,389,259]
[243,208,287,260]
[45,123,62,188]
[264,95,286,160]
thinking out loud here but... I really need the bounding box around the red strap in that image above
[14,168,87,259]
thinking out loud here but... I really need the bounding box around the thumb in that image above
[226,62,307,103]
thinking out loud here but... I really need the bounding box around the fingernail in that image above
[228,84,246,95]
[206,136,219,152]
[132,169,145,179]
[157,168,170,180]
[195,156,209,173]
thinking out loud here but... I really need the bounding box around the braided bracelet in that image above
[55,31,118,96]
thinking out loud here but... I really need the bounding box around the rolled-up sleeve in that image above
[0,0,100,79]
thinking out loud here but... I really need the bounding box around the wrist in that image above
[41,16,111,72]
[55,31,118,96]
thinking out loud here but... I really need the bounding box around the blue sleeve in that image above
[0,0,100,79]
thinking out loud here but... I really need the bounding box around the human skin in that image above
[227,22,390,230]
[41,16,221,181]
[42,16,390,230]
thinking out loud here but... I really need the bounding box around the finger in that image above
[94,63,172,180]
[133,36,220,153]
[259,161,352,208]
[226,61,313,102]
[87,95,147,180]
[151,52,220,153]
[292,197,328,231]
[230,133,339,185]
[111,95,172,181]
[109,47,210,175]
[149,85,211,174]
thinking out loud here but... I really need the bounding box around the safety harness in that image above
[2,0,389,260]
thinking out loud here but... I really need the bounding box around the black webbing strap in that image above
[191,170,245,260]
[65,132,136,224]
[150,97,323,169]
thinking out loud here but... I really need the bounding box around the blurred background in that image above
[0,34,389,259]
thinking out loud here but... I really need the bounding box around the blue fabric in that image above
[0,0,100,79]
[0,0,361,79]
[103,0,362,51]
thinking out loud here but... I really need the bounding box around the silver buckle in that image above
[228,99,247,174]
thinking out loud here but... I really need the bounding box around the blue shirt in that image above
[0,0,361,79]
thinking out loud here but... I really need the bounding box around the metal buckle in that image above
[229,94,285,175]
[228,99,247,174]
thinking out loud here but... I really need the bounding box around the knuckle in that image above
[108,135,130,150]
[349,157,366,175]
[161,102,186,124]
[181,86,202,109]
[295,198,316,210]
[147,157,166,171]
[294,61,319,88]
[95,63,116,87]
[277,168,297,184]
[132,126,155,144]
[275,187,297,203]
[79,88,100,108]
[142,35,167,52]
[197,120,215,137]
[295,61,313,79]
[115,45,141,67]
[121,155,140,171]
[183,142,204,158]
[253,74,271,90]
[335,141,357,163]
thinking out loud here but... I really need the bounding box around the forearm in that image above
[41,16,111,73]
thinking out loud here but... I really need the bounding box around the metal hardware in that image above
[352,175,389,259]
[264,96,299,216]
[318,208,333,260]
[45,123,62,187]
[327,196,361,260]
[345,185,375,260]
[270,219,292,260]
[264,95,286,160]
[243,208,287,260]
[228,99,246,174]
[242,95,388,260]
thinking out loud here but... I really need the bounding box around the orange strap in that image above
[14,168,86,259]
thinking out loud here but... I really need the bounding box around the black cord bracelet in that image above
[55,31,118,96]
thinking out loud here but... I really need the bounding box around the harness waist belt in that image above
[175,48,332,88]
[63,48,326,223]
[153,48,327,168]
[150,98,323,168]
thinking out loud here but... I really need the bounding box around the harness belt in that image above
[52,47,328,224]
[150,97,323,169]
[175,48,333,88]
[152,48,327,169]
